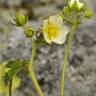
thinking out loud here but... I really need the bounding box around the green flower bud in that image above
[14,12,28,26]
[24,28,34,37]
[84,9,93,18]
[63,6,70,14]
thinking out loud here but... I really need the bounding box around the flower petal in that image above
[69,0,75,8]
[43,32,52,44]
[76,0,84,10]
[49,15,63,27]
[42,20,52,43]
[52,25,69,44]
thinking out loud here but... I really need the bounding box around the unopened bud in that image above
[63,6,70,14]
[14,12,28,26]
[84,9,93,19]
[24,28,34,37]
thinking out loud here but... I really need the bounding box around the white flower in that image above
[42,15,69,44]
[69,0,84,10]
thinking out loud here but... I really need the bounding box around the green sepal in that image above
[35,34,47,45]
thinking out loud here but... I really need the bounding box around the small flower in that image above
[42,15,69,44]
[14,12,28,26]
[69,0,84,11]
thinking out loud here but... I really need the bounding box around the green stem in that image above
[9,79,12,96]
[60,13,77,96]
[28,40,44,96]
[66,0,69,3]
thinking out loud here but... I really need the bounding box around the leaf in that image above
[0,63,21,94]
[5,59,23,68]
[3,59,23,86]
[0,76,21,94]
[3,73,10,86]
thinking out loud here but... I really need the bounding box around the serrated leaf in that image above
[3,60,23,86]
[0,63,21,94]
[3,73,10,86]
[0,76,21,94]
[5,59,23,68]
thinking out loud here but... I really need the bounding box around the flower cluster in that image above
[14,12,69,44]
[13,0,92,45]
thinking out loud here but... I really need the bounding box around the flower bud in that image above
[14,12,28,26]
[63,6,70,14]
[24,28,34,37]
[84,9,93,19]
[69,0,84,11]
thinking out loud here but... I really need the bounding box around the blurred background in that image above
[0,0,96,96]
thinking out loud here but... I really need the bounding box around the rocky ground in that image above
[0,0,96,96]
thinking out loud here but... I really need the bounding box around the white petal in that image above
[43,20,48,26]
[60,25,69,36]
[52,26,69,44]
[42,20,52,44]
[49,15,63,27]
[76,0,84,10]
[53,36,67,44]
[69,0,75,8]
[43,32,52,44]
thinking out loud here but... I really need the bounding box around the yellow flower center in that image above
[43,21,60,40]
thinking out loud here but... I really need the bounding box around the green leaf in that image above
[5,59,23,68]
[3,73,10,86]
[3,59,23,86]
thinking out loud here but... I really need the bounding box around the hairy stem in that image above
[9,79,12,96]
[60,13,77,96]
[28,40,44,96]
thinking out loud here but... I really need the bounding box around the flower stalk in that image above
[28,40,44,96]
[60,12,77,96]
[9,79,12,96]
